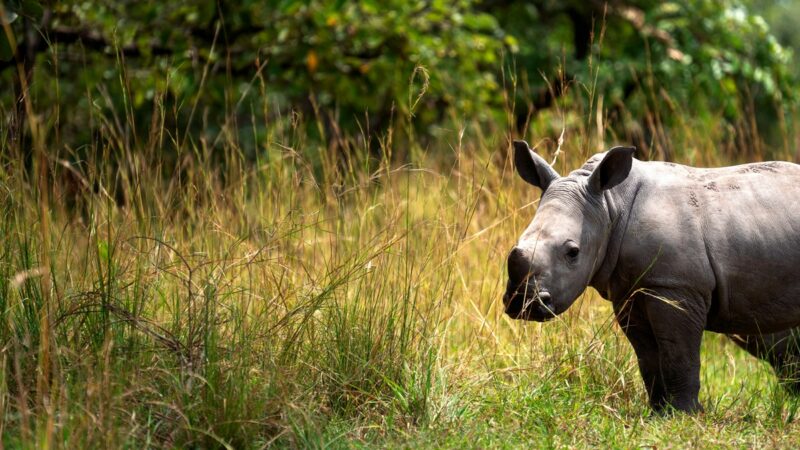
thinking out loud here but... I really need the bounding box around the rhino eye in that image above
[565,245,580,261]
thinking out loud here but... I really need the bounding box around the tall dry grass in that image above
[1,50,800,448]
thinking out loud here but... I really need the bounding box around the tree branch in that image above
[47,26,174,57]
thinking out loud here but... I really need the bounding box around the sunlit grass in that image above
[2,63,800,448]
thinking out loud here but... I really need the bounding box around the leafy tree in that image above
[0,0,796,158]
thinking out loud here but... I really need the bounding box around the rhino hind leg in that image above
[728,329,800,393]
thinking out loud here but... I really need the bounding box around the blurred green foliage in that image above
[0,0,798,157]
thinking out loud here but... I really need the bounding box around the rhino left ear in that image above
[588,146,636,192]
[513,140,560,191]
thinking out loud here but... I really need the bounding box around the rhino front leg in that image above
[614,298,666,409]
[728,329,800,393]
[642,290,706,414]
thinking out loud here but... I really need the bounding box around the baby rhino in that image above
[504,140,800,413]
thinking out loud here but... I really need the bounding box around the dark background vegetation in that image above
[2,0,799,164]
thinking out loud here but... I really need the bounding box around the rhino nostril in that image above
[538,291,552,308]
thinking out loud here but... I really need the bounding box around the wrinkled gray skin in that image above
[504,140,800,414]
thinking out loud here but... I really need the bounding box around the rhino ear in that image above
[513,140,560,191]
[588,146,636,192]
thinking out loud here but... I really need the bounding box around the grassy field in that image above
[3,83,800,449]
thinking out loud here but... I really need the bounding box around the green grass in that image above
[3,64,800,448]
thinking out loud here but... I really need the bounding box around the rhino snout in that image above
[502,285,555,321]
[504,246,557,321]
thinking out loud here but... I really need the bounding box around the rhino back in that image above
[614,160,800,334]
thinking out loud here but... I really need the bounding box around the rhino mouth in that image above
[503,282,557,322]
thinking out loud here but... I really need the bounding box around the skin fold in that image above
[504,140,800,413]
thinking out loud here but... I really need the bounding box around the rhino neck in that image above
[589,170,642,299]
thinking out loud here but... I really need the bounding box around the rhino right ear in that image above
[513,140,560,191]
[588,145,636,193]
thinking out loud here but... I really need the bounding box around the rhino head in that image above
[503,140,635,321]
